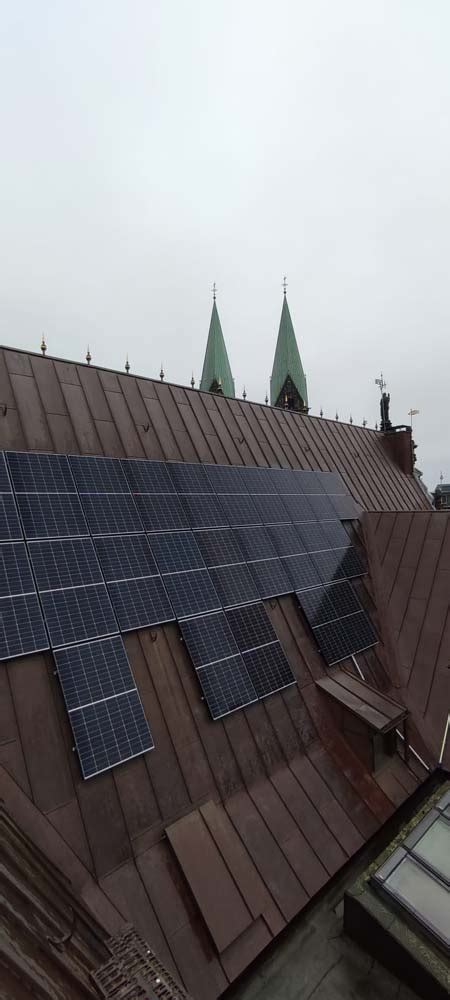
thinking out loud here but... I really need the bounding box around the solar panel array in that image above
[0,451,375,749]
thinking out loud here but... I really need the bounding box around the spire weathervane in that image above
[282,275,287,296]
[375,372,386,394]
[212,282,217,301]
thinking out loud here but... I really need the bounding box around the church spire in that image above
[200,287,235,398]
[270,282,308,412]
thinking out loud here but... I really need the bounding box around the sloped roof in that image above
[270,295,308,407]
[200,300,235,397]
[0,343,436,1000]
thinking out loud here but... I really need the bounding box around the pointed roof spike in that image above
[264,390,269,405]
[320,407,323,417]
[363,417,367,427]
[349,413,353,424]
[125,355,130,374]
[200,296,235,398]
[40,334,47,356]
[160,363,164,381]
[190,373,195,388]
[335,411,339,421]
[86,346,92,365]
[270,289,308,411]
[375,421,378,430]
[242,386,247,400]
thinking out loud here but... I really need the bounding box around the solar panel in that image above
[122,459,175,494]
[234,525,277,561]
[303,493,336,520]
[6,451,76,493]
[0,453,12,493]
[226,602,277,651]
[196,656,258,719]
[292,470,324,494]
[267,522,306,557]
[195,528,245,568]
[296,586,338,627]
[238,466,277,494]
[28,537,103,591]
[180,611,238,666]
[148,530,205,574]
[218,494,261,526]
[340,546,367,578]
[0,495,22,541]
[321,519,351,548]
[311,547,348,583]
[313,610,377,665]
[79,493,143,536]
[252,494,291,525]
[69,455,130,493]
[209,563,260,608]
[0,593,49,660]
[108,576,174,631]
[296,521,331,552]
[94,534,158,582]
[167,462,213,494]
[248,557,292,599]
[40,584,118,647]
[134,493,189,532]
[280,494,314,522]
[181,493,228,529]
[16,493,88,539]
[329,494,360,519]
[269,468,298,494]
[55,634,153,779]
[162,569,221,619]
[204,463,247,494]
[282,553,322,591]
[328,579,364,618]
[0,542,35,597]
[315,470,347,494]
[243,642,295,698]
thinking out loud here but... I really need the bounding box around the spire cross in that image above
[212,282,217,301]
[282,276,287,295]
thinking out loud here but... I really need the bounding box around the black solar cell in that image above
[108,576,174,631]
[204,463,247,494]
[16,493,88,539]
[181,493,228,529]
[305,494,336,520]
[0,593,49,659]
[134,493,189,532]
[196,656,257,719]
[226,602,277,652]
[0,542,35,597]
[327,579,363,618]
[0,453,12,493]
[148,530,205,574]
[79,493,143,536]
[291,470,324,494]
[180,611,238,666]
[122,459,175,494]
[252,494,291,524]
[69,689,154,779]
[55,634,135,711]
[7,451,75,494]
[243,642,295,698]
[280,494,314,522]
[162,569,221,619]
[29,537,103,591]
[40,583,117,647]
[209,562,260,608]
[313,610,377,665]
[195,528,245,568]
[311,547,348,583]
[315,470,347,495]
[321,519,351,549]
[267,522,306,557]
[238,466,277,494]
[296,585,337,627]
[234,525,277,561]
[95,534,158,582]
[248,557,292,599]
[167,462,213,494]
[296,521,330,552]
[282,552,322,591]
[69,455,129,493]
[218,494,261,526]
[340,546,367,578]
[0,495,22,541]
[269,468,298,494]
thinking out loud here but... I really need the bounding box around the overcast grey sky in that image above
[1,1,449,489]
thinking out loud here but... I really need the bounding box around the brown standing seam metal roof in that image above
[316,670,407,732]
[0,345,437,1000]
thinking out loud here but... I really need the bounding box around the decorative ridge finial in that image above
[282,275,287,296]
[362,417,367,427]
[440,471,444,484]
[349,413,353,424]
[190,373,195,389]
[125,355,130,374]
[212,281,217,301]
[242,386,247,400]
[40,334,47,356]
[265,389,269,405]
[86,346,92,365]
[320,406,323,417]
[160,363,164,381]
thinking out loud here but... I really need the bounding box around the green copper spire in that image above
[270,287,308,412]
[200,290,235,398]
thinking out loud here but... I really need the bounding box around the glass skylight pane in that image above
[413,817,450,883]
[385,855,449,950]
